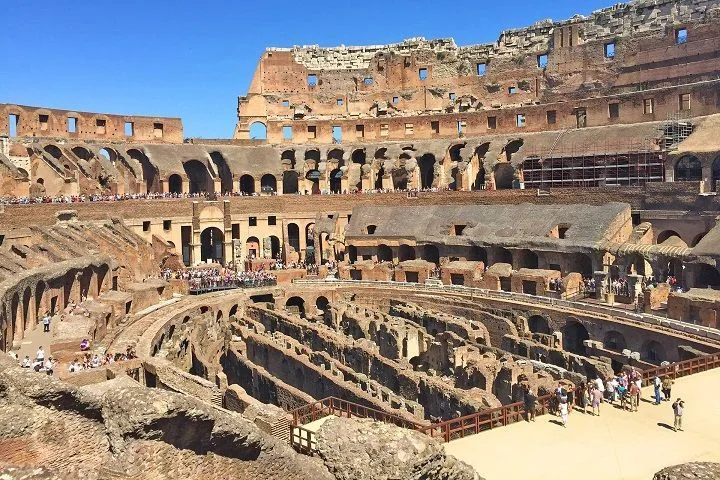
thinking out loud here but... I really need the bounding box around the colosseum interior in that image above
[2,1,720,479]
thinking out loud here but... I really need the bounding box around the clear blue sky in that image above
[1,0,611,138]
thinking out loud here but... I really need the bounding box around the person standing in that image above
[524,387,537,422]
[36,346,45,363]
[662,376,674,402]
[42,312,51,333]
[653,375,662,405]
[559,401,569,427]
[591,386,603,416]
[672,398,684,432]
[629,380,640,412]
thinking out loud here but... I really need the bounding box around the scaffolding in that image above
[660,112,693,151]
[522,139,665,189]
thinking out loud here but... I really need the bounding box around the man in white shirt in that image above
[36,346,45,363]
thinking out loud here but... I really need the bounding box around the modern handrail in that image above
[289,396,425,431]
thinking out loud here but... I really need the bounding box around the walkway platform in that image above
[445,368,720,480]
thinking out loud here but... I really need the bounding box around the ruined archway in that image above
[377,244,393,263]
[561,320,589,355]
[641,340,666,363]
[398,244,416,261]
[287,223,300,253]
[494,163,514,189]
[261,174,277,193]
[603,331,627,352]
[283,171,299,194]
[657,230,683,244]
[418,154,436,189]
[249,122,267,140]
[329,168,342,193]
[209,152,233,194]
[528,315,551,335]
[183,160,214,194]
[285,296,306,317]
[239,175,255,195]
[422,244,440,266]
[168,174,182,194]
[306,170,321,195]
[200,227,224,264]
[674,155,701,181]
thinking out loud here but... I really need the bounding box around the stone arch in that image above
[268,235,281,259]
[674,155,701,181]
[246,236,260,259]
[281,149,296,168]
[603,330,627,352]
[183,160,214,194]
[494,247,513,265]
[494,163,514,189]
[469,246,488,263]
[657,230,683,244]
[391,167,409,190]
[201,227,224,264]
[229,304,239,318]
[306,169,321,195]
[690,231,709,247]
[327,148,344,164]
[377,244,393,262]
[398,244,416,261]
[98,147,117,162]
[128,148,158,193]
[329,168,343,193]
[351,149,366,164]
[249,121,267,140]
[472,143,490,190]
[209,152,234,194]
[283,171,299,194]
[285,296,306,317]
[44,144,63,159]
[528,315,551,335]
[239,174,255,194]
[168,174,182,194]
[515,249,539,269]
[347,245,358,263]
[287,223,300,253]
[422,244,440,265]
[71,146,93,160]
[561,320,589,354]
[315,296,329,311]
[260,173,277,193]
[304,149,321,168]
[694,263,720,287]
[503,139,524,162]
[641,340,666,363]
[418,154,436,189]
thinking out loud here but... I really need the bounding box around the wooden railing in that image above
[289,396,424,431]
[641,352,720,383]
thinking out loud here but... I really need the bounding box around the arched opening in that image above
[329,168,343,193]
[516,249,539,269]
[287,223,300,253]
[260,174,277,193]
[327,148,344,164]
[44,144,63,159]
[528,315,551,335]
[347,245,358,263]
[561,320,590,354]
[374,166,385,189]
[315,296,329,312]
[494,247,513,265]
[281,149,296,168]
[249,121,267,140]
[422,244,440,265]
[229,304,239,318]
[98,148,116,161]
[449,165,459,191]
[642,340,666,363]
[674,156,701,181]
[306,170,321,195]
[472,143,490,190]
[168,174,183,194]
[572,253,593,277]
[418,154,436,189]
[468,246,488,264]
[304,149,320,168]
[305,224,316,264]
[200,227,224,264]
[285,296,306,317]
[694,264,720,287]
[268,235,281,259]
[603,331,627,352]
[183,160,214,194]
[71,146,92,161]
[209,152,233,194]
[392,167,409,190]
[282,171,299,194]
[712,157,720,191]
[128,148,158,193]
[246,236,260,259]
[657,230,683,244]
[690,231,708,247]
[239,174,255,195]
[503,139,524,162]
[494,163,514,189]
[351,149,366,165]
[398,244,416,261]
[377,244,393,262]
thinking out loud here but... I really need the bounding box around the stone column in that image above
[627,274,644,303]
[275,174,283,195]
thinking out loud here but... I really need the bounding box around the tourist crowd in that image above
[163,266,277,290]
[11,344,137,376]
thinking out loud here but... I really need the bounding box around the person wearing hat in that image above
[672,398,685,432]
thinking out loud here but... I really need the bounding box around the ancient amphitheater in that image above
[2,1,720,479]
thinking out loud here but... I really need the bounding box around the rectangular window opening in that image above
[96,119,106,135]
[418,68,428,80]
[307,125,317,139]
[537,54,548,68]
[453,225,466,235]
[405,123,414,135]
[268,216,277,226]
[380,124,389,137]
[355,124,364,138]
[576,108,587,128]
[307,74,318,87]
[679,93,691,111]
[124,121,134,137]
[392,96,399,104]
[231,223,240,239]
[516,114,526,128]
[604,42,616,58]
[676,28,688,44]
[508,86,517,95]
[546,110,557,125]
[332,125,342,143]
[39,114,49,131]
[644,98,654,115]
[363,77,373,85]
[487,116,497,130]
[153,122,163,138]
[142,221,150,232]
[282,125,293,141]
[337,98,344,106]
[449,92,456,100]
[163,220,172,230]
[282,100,290,107]
[431,120,440,135]
[8,114,19,137]
[249,216,257,227]
[609,103,620,119]
[457,120,466,135]
[476,63,486,76]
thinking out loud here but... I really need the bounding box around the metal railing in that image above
[291,279,720,342]
[289,396,424,431]
[188,279,277,295]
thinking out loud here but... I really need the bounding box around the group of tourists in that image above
[13,346,56,375]
[522,369,686,432]
[67,347,137,373]
[163,266,277,290]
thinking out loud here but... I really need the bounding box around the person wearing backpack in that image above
[672,398,684,432]
[653,375,662,405]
